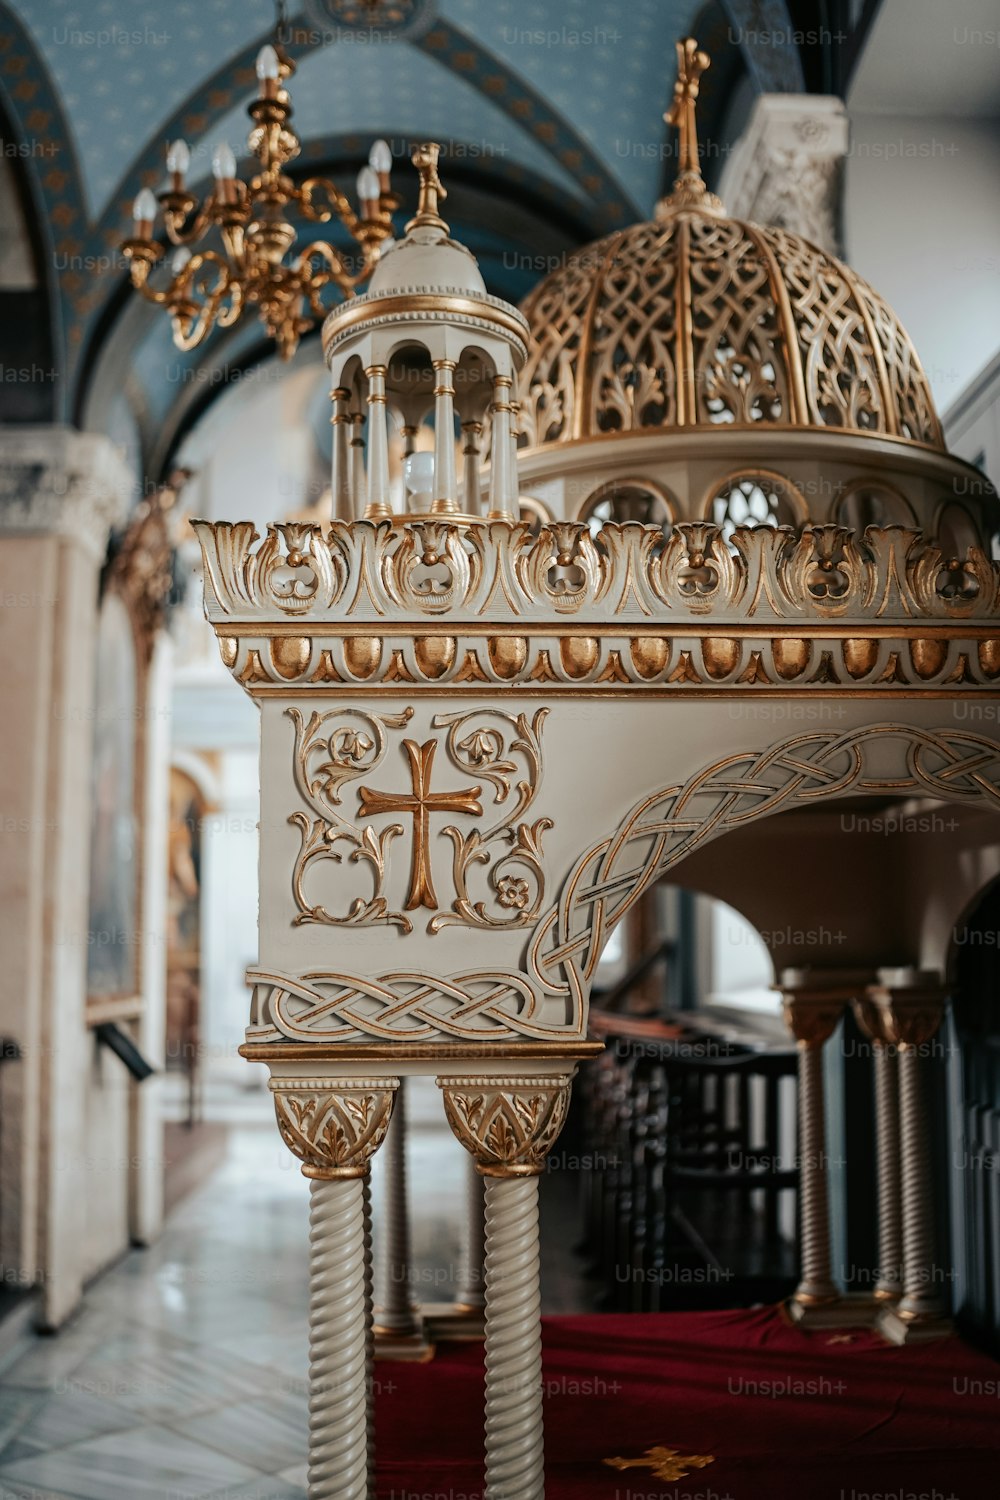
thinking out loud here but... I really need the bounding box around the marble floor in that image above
[0,1075,594,1499]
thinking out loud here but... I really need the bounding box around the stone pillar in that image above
[717,93,849,255]
[461,419,483,516]
[458,1155,487,1312]
[349,408,367,518]
[851,996,903,1303]
[487,375,517,522]
[330,386,352,521]
[431,359,459,516]
[270,1077,398,1500]
[363,366,392,522]
[865,969,951,1344]
[779,968,870,1327]
[373,1077,430,1356]
[0,427,130,1327]
[439,1074,574,1500]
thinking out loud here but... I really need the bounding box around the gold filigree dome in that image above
[518,206,945,453]
[518,37,943,457]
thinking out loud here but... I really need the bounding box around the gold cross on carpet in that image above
[358,739,481,910]
[605,1445,715,1482]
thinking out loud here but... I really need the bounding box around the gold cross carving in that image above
[605,1445,715,1482]
[358,739,481,911]
[665,36,710,178]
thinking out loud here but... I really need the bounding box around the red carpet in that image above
[375,1307,1000,1498]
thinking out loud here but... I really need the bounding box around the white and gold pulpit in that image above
[193,131,1000,1498]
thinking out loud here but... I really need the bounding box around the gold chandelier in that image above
[121,42,397,359]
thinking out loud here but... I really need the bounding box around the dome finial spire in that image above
[406,142,450,235]
[658,37,724,215]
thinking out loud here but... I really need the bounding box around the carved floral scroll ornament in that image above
[269,1078,398,1178]
[195,519,1000,627]
[287,705,415,932]
[438,1076,573,1175]
[287,705,550,934]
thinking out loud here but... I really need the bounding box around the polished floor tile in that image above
[173,1390,309,1476]
[0,1382,136,1464]
[0,1424,262,1500]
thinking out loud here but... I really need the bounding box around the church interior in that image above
[2,1,1000,1496]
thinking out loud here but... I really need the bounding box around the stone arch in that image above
[527,723,1000,1033]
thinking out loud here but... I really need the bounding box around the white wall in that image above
[844,113,1000,414]
[709,898,776,1011]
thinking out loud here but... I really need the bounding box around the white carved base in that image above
[421,1301,487,1343]
[786,1291,879,1330]
[876,1306,953,1346]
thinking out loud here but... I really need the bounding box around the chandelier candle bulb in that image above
[369,138,393,191]
[132,188,157,236]
[165,137,190,188]
[256,43,281,98]
[211,143,236,180]
[357,166,381,220]
[171,246,192,275]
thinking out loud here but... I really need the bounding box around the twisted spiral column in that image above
[269,1077,398,1500]
[865,973,948,1328]
[780,977,855,1312]
[375,1078,421,1338]
[362,1175,375,1500]
[865,973,949,1336]
[795,1041,838,1305]
[438,1072,577,1500]
[872,1042,903,1300]
[484,1176,544,1500]
[309,1178,369,1500]
[459,1156,487,1310]
[897,1042,944,1319]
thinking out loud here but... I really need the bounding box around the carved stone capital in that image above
[852,995,894,1046]
[0,427,133,562]
[269,1076,399,1179]
[719,93,849,254]
[437,1075,574,1176]
[865,969,948,1050]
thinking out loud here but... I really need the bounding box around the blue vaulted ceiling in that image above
[0,0,785,463]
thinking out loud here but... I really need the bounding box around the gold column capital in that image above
[778,968,874,1047]
[269,1076,399,1179]
[437,1074,574,1177]
[864,968,949,1050]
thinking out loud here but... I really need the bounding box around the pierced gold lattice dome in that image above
[518,205,945,454]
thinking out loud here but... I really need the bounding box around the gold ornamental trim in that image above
[322,291,529,357]
[221,629,1000,695]
[193,519,1000,629]
[438,1075,574,1176]
[269,1077,399,1178]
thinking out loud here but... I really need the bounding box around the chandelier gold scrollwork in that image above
[120,41,398,358]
